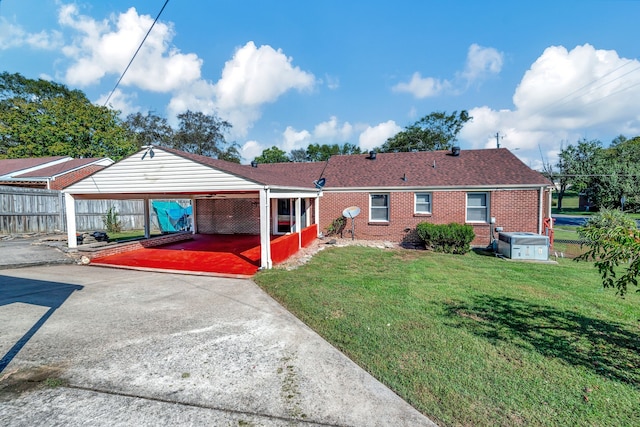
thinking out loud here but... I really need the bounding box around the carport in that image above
[63,146,324,274]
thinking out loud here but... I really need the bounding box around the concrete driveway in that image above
[0,265,436,426]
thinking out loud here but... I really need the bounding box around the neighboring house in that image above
[0,156,114,190]
[62,146,553,267]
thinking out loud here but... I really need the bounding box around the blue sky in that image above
[1,1,639,166]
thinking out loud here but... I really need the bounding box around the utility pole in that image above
[495,132,504,148]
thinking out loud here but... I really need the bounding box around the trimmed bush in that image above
[416,222,475,254]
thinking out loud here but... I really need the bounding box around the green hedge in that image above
[416,222,475,254]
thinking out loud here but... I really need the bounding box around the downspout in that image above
[538,186,544,234]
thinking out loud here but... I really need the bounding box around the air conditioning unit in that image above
[497,232,549,260]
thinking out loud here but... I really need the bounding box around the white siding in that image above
[64,149,262,194]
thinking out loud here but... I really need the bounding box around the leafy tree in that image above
[254,146,289,163]
[554,139,603,210]
[604,135,640,212]
[124,111,174,149]
[556,136,640,212]
[172,110,240,162]
[0,72,136,160]
[289,148,308,162]
[576,209,640,296]
[379,110,471,153]
[305,142,362,162]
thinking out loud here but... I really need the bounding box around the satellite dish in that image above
[342,206,361,218]
[342,206,360,240]
[314,177,326,189]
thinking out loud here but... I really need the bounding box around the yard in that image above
[254,246,640,427]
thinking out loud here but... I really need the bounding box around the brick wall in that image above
[50,165,106,190]
[196,198,260,234]
[84,232,193,260]
[320,188,544,246]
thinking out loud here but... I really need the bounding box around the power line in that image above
[103,0,170,107]
[536,60,637,116]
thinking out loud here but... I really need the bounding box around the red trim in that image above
[270,233,300,264]
[301,224,318,247]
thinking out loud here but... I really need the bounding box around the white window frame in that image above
[466,192,490,223]
[369,193,390,222]
[414,192,432,214]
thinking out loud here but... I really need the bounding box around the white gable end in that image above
[64,149,261,194]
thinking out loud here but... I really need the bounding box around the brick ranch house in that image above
[311,148,554,247]
[63,146,553,268]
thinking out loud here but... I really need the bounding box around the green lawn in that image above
[255,247,640,427]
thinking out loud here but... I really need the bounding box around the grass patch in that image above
[107,230,162,242]
[255,246,640,427]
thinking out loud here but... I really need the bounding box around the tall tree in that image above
[124,111,174,149]
[254,146,289,163]
[0,72,135,160]
[172,110,240,162]
[555,136,640,212]
[379,110,471,153]
[289,148,307,162]
[305,142,362,162]
[577,209,640,296]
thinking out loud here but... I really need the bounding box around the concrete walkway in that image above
[0,265,436,426]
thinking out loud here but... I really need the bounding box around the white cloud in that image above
[358,121,402,151]
[282,126,312,152]
[393,44,504,99]
[324,74,340,90]
[56,4,316,138]
[96,88,139,116]
[206,41,316,136]
[460,44,503,84]
[59,5,202,91]
[459,44,640,169]
[240,140,264,163]
[216,42,315,109]
[313,116,353,141]
[392,72,449,99]
[0,17,62,50]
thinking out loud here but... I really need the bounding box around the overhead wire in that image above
[103,0,170,107]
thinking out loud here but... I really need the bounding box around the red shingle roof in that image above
[320,148,551,188]
[160,147,551,190]
[0,156,68,176]
[16,158,108,178]
[161,147,325,188]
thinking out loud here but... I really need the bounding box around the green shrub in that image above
[326,216,346,237]
[416,222,475,254]
[102,206,122,233]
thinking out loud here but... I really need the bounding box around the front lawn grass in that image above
[255,246,640,427]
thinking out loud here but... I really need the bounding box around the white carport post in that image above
[260,187,272,269]
[65,193,77,249]
[295,197,302,249]
[143,197,151,238]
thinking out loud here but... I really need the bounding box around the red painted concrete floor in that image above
[91,234,266,277]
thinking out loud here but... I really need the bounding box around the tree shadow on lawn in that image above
[444,295,640,388]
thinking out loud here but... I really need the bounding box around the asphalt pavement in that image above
[0,235,74,269]
[0,262,436,426]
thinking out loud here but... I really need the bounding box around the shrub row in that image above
[416,222,475,254]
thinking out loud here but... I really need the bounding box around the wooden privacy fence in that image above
[0,186,64,234]
[0,186,183,234]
